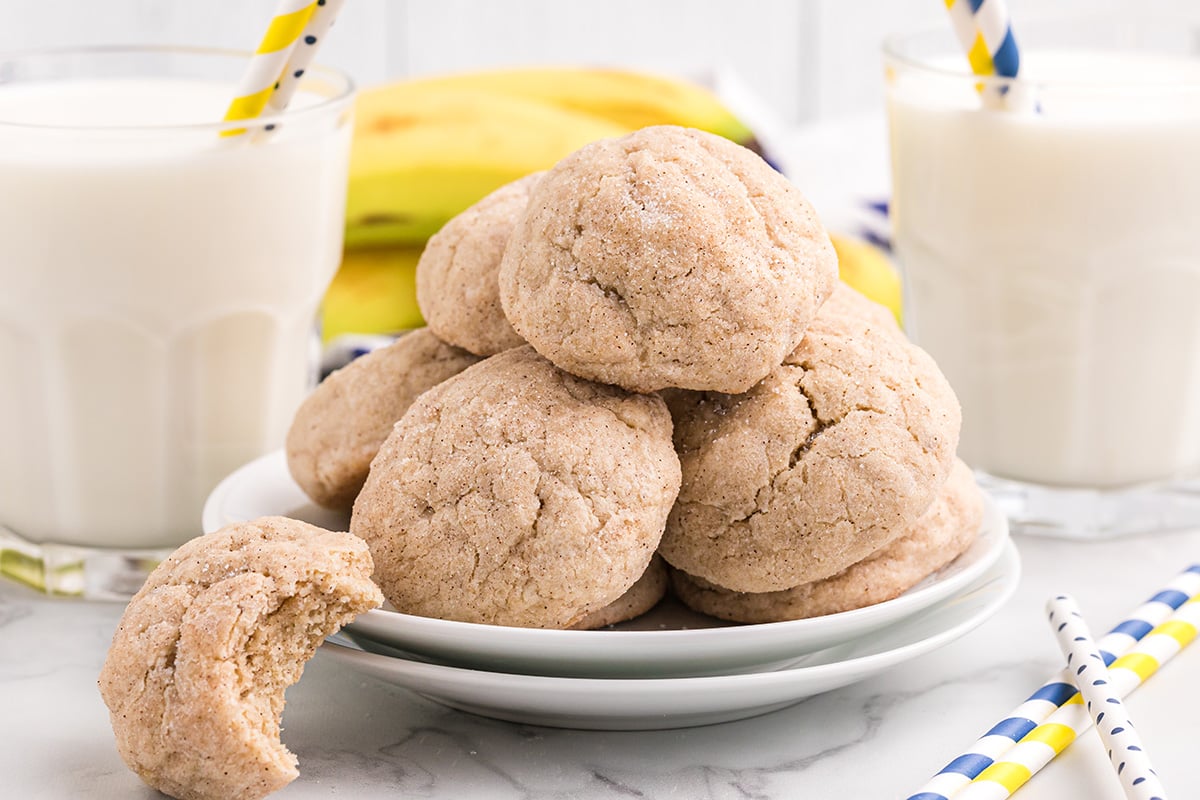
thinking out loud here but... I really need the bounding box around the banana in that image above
[338,67,765,332]
[401,66,755,145]
[830,234,904,325]
[347,86,627,248]
[346,67,760,249]
[321,246,425,342]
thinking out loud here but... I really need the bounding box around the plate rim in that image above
[321,539,1021,694]
[205,448,1013,679]
[349,497,1009,647]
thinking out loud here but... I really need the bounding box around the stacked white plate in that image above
[204,450,1020,731]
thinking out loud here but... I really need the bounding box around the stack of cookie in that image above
[286,125,982,629]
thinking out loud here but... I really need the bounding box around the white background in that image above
[0,0,1193,125]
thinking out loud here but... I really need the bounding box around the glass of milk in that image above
[885,17,1200,538]
[0,47,353,594]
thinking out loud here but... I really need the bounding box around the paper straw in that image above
[954,596,1199,800]
[944,0,1020,79]
[906,564,1200,800]
[266,0,347,115]
[1048,595,1168,800]
[942,0,1025,109]
[222,0,318,133]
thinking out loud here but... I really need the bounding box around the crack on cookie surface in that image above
[499,126,836,393]
[660,284,960,593]
[672,460,982,622]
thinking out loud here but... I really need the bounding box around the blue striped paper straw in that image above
[956,596,1198,799]
[906,564,1200,800]
[944,0,1021,80]
[943,0,1029,110]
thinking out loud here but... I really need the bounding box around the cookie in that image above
[571,555,668,630]
[98,517,382,800]
[670,459,983,623]
[659,282,961,593]
[351,345,681,628]
[416,173,540,356]
[286,328,481,510]
[498,125,838,394]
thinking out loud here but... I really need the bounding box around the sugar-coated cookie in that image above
[98,517,382,800]
[571,555,668,630]
[416,173,540,356]
[351,346,681,628]
[659,283,961,593]
[499,125,837,394]
[286,329,481,510]
[670,459,983,622]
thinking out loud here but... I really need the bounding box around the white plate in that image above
[203,450,348,535]
[205,449,1012,677]
[320,539,1020,730]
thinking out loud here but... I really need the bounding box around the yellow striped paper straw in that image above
[222,0,318,133]
[266,0,347,114]
[907,564,1200,800]
[955,596,1199,799]
[1047,595,1168,800]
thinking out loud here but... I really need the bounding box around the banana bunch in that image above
[328,66,760,338]
[345,66,757,249]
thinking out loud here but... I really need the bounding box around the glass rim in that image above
[881,16,1200,92]
[0,44,355,133]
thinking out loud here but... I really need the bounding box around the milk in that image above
[889,51,1200,489]
[0,78,351,548]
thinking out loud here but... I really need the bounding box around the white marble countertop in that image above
[1,528,1198,799]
